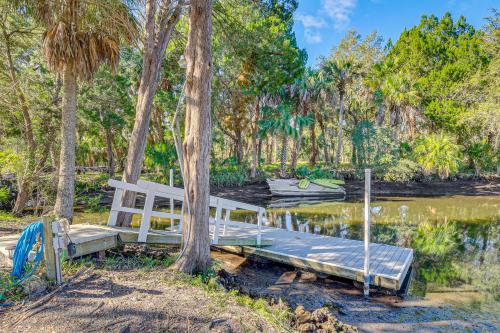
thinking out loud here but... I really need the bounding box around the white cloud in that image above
[321,0,357,28]
[296,14,327,29]
[304,29,322,44]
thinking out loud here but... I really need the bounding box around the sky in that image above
[293,0,498,66]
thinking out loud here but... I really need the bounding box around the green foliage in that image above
[0,269,25,304]
[144,142,179,184]
[413,133,462,179]
[210,159,249,188]
[0,186,10,206]
[466,141,496,176]
[294,165,334,180]
[351,120,399,167]
[383,159,423,182]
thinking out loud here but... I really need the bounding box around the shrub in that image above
[294,165,335,180]
[0,186,10,206]
[383,159,423,182]
[210,164,248,188]
[466,141,495,177]
[413,133,462,179]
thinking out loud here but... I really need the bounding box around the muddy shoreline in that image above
[213,250,499,332]
[212,178,500,205]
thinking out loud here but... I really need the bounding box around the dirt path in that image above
[0,267,279,333]
[213,251,499,333]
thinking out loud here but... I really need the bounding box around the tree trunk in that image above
[173,0,212,274]
[376,104,385,127]
[309,122,318,166]
[266,137,272,164]
[318,114,329,163]
[54,65,77,220]
[12,180,30,215]
[105,126,115,178]
[291,127,301,171]
[280,133,288,178]
[117,0,183,227]
[335,93,345,166]
[250,98,260,178]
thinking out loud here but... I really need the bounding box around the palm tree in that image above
[24,0,137,220]
[319,57,358,166]
[290,69,317,170]
[414,133,462,179]
[259,103,299,178]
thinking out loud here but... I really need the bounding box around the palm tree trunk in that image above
[280,132,288,178]
[250,98,260,178]
[335,93,345,166]
[173,0,212,274]
[54,65,77,220]
[318,114,329,163]
[291,126,302,170]
[117,0,183,227]
[309,122,318,166]
[105,126,115,177]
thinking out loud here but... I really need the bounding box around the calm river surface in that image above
[74,195,500,311]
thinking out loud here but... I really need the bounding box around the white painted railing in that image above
[107,178,265,245]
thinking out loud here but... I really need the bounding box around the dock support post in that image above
[42,219,56,281]
[169,169,174,230]
[363,168,371,297]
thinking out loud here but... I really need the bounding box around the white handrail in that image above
[107,178,265,245]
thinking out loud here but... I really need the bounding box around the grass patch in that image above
[0,269,25,305]
[0,210,21,222]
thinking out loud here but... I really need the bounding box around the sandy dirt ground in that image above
[1,249,498,333]
[0,266,279,333]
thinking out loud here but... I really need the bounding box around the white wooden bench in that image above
[107,179,265,245]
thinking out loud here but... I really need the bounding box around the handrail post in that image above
[364,168,371,297]
[107,188,123,226]
[169,169,174,230]
[138,191,155,243]
[213,200,223,244]
[223,209,230,236]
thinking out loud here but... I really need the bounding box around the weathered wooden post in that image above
[169,168,174,230]
[364,168,371,297]
[42,218,56,281]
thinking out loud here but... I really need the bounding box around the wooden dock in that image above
[215,221,413,290]
[0,224,272,266]
[1,178,413,292]
[1,221,412,291]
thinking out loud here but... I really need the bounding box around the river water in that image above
[74,194,499,312]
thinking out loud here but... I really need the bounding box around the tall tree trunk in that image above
[266,136,273,164]
[318,114,329,163]
[280,133,288,178]
[54,65,77,220]
[105,126,115,177]
[13,180,31,215]
[335,93,345,166]
[290,126,302,171]
[376,104,385,127]
[117,0,183,227]
[173,0,212,274]
[250,98,260,178]
[309,122,318,166]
